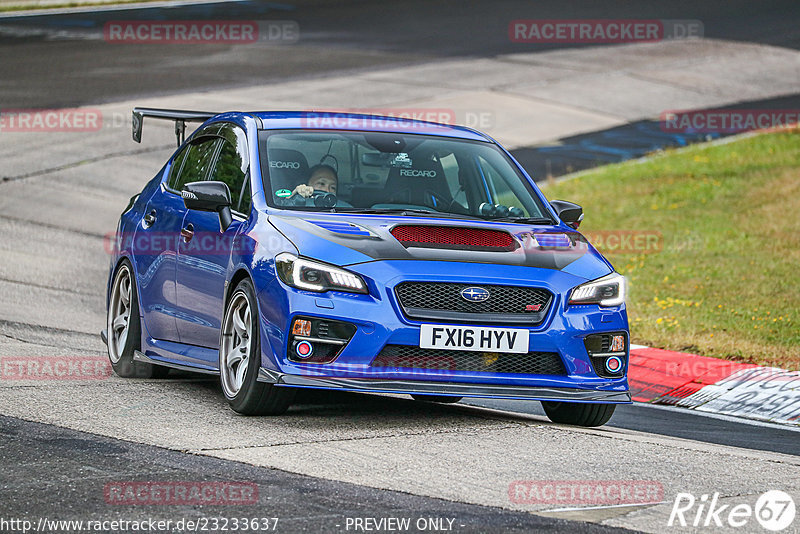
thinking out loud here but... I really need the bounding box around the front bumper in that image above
[257,260,631,399]
[257,368,632,403]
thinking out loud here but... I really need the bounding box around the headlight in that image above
[569,272,626,307]
[275,253,368,294]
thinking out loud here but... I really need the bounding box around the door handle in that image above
[143,209,156,227]
[181,223,194,242]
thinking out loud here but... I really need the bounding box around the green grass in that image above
[542,129,800,370]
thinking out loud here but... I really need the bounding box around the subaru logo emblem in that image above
[461,287,490,302]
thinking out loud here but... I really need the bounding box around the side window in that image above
[209,125,251,215]
[174,137,220,192]
[166,146,190,190]
[239,176,252,214]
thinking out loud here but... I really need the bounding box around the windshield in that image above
[258,130,552,222]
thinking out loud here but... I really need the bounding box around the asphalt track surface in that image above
[467,398,800,457]
[2,0,800,179]
[1,0,800,109]
[1,1,800,532]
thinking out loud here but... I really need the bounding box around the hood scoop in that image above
[390,224,517,252]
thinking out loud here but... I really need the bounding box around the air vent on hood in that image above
[390,225,517,251]
[310,220,371,236]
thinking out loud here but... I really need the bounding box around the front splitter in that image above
[257,368,631,403]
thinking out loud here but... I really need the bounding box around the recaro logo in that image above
[399,169,437,178]
[269,160,300,169]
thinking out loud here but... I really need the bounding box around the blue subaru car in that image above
[102,108,630,427]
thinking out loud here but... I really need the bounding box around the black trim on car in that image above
[256,368,631,402]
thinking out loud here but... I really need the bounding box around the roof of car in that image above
[248,111,492,142]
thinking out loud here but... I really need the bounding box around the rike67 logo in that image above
[669,490,795,531]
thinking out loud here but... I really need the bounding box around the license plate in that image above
[420,324,529,354]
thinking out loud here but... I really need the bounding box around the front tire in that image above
[541,401,616,427]
[219,278,295,415]
[106,260,168,378]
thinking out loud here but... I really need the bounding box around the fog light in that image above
[605,356,622,373]
[287,316,357,364]
[295,340,314,359]
[610,335,625,352]
[292,319,311,336]
[584,332,628,378]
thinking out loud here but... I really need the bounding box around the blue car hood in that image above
[268,213,613,282]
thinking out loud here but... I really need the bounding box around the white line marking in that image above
[543,501,667,513]
[0,0,252,19]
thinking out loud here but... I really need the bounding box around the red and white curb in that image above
[628,345,800,427]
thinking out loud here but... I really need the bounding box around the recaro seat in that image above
[265,148,310,196]
[382,153,451,209]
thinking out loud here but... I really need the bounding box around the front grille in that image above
[395,282,552,325]
[371,345,567,376]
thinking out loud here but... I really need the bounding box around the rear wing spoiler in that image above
[132,107,218,147]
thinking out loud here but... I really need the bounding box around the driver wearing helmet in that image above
[291,164,338,198]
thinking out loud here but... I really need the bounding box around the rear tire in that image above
[411,395,462,404]
[219,278,295,415]
[541,401,616,427]
[106,259,169,379]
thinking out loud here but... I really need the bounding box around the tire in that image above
[219,278,295,415]
[106,259,169,379]
[541,401,616,427]
[411,395,462,404]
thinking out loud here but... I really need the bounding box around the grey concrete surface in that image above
[0,382,797,533]
[2,415,629,533]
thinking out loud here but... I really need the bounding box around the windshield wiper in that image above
[491,217,555,225]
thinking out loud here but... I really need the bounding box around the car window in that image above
[238,175,252,215]
[166,145,190,190]
[476,155,532,217]
[174,137,219,192]
[209,125,251,215]
[258,130,551,221]
[439,152,467,211]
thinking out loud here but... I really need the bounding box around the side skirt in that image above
[134,350,219,375]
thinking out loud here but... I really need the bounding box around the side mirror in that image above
[550,199,583,230]
[182,181,233,232]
